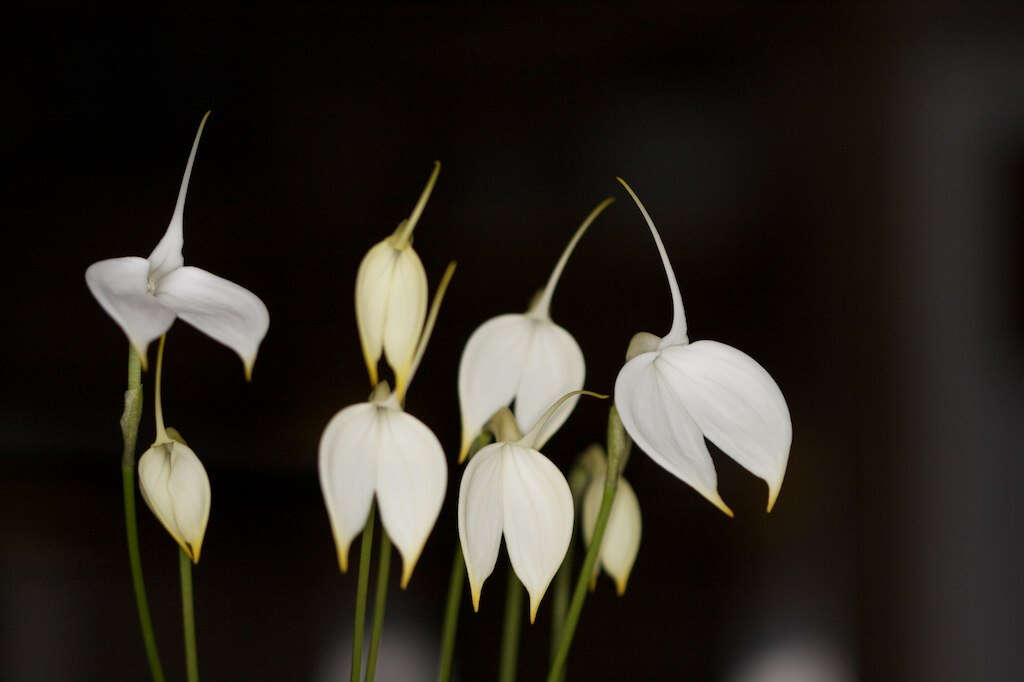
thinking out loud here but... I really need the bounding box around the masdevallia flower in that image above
[137,338,211,562]
[613,179,792,515]
[456,198,614,462]
[355,162,440,396]
[320,263,455,587]
[459,391,605,623]
[85,112,270,377]
[578,444,642,595]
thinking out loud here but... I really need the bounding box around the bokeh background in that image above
[4,3,1023,680]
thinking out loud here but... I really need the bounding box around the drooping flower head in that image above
[85,112,270,377]
[458,390,606,623]
[321,263,456,587]
[355,162,440,396]
[613,178,792,515]
[457,198,614,462]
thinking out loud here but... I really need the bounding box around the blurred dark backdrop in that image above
[3,3,1023,680]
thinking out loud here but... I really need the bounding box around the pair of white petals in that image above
[355,162,439,395]
[578,444,642,596]
[138,428,211,563]
[613,179,792,515]
[458,394,602,623]
[457,198,614,462]
[320,263,456,586]
[85,112,270,376]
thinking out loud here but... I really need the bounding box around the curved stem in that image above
[497,568,524,682]
[393,161,441,248]
[351,503,376,682]
[546,409,626,682]
[153,334,168,440]
[530,197,614,320]
[179,547,199,682]
[365,528,392,682]
[120,347,165,682]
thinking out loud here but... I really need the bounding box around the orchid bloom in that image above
[85,112,270,377]
[613,179,792,515]
[355,162,440,396]
[456,198,614,462]
[137,337,211,562]
[578,444,642,595]
[459,391,605,623]
[320,263,455,587]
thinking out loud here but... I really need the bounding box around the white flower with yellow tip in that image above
[355,162,440,396]
[85,112,269,378]
[459,391,605,623]
[320,263,455,587]
[578,444,641,595]
[137,338,211,562]
[613,179,792,515]
[456,198,614,463]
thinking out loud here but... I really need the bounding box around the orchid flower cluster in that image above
[87,114,791,682]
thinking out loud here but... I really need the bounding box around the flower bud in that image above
[582,469,642,595]
[138,438,211,563]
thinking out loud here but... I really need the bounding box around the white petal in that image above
[356,241,396,383]
[583,477,641,595]
[458,443,505,611]
[318,403,380,571]
[147,112,210,282]
[660,341,792,511]
[457,314,534,461]
[501,443,574,623]
[85,257,176,364]
[138,440,211,562]
[614,352,733,516]
[374,407,447,587]
[512,321,585,449]
[382,248,427,394]
[155,266,270,379]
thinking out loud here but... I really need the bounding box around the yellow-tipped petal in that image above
[615,577,628,596]
[767,478,783,513]
[471,583,482,612]
[529,596,540,624]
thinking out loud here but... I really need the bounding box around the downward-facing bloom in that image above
[85,112,269,377]
[355,162,439,396]
[456,198,613,462]
[578,444,642,595]
[320,263,455,586]
[459,392,603,623]
[613,179,792,515]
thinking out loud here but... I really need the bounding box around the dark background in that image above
[4,3,1023,680]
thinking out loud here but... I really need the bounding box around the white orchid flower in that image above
[613,179,792,515]
[456,198,614,463]
[355,162,440,396]
[85,112,270,378]
[458,391,605,623]
[578,444,642,595]
[137,337,211,563]
[320,263,455,587]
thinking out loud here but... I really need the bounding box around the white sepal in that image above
[659,341,791,511]
[318,403,380,572]
[457,441,574,623]
[155,266,270,379]
[374,407,448,587]
[501,443,574,623]
[137,439,211,563]
[583,475,642,595]
[85,256,176,364]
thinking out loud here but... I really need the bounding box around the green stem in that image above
[497,568,524,682]
[436,544,466,682]
[436,430,494,682]
[120,346,166,682]
[179,548,199,682]
[546,408,627,682]
[351,504,376,682]
[365,528,392,682]
[549,527,575,682]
